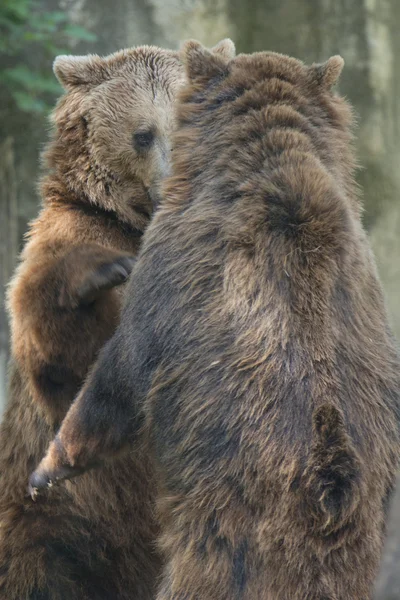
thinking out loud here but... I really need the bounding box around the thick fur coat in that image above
[1,46,184,600]
[31,41,400,599]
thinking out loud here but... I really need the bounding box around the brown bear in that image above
[30,41,400,600]
[0,46,185,600]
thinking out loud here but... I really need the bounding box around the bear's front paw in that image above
[75,254,136,306]
[28,434,91,500]
[57,243,136,309]
[28,462,86,500]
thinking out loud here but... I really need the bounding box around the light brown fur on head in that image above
[48,47,185,220]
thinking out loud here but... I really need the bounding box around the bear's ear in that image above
[310,55,344,90]
[53,55,108,90]
[211,38,236,61]
[181,39,231,82]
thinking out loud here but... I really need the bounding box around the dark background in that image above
[0,1,399,596]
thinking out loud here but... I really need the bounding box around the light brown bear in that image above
[0,46,184,600]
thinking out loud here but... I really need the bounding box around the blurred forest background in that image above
[0,0,399,597]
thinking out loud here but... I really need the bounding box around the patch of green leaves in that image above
[0,0,97,114]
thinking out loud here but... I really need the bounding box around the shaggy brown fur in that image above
[1,46,185,600]
[31,41,400,599]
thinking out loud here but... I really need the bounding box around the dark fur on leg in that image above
[303,404,362,533]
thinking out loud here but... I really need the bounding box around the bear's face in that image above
[85,53,184,208]
[51,47,185,226]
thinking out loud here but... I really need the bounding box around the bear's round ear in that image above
[180,39,231,82]
[53,54,108,90]
[211,38,236,61]
[309,55,344,90]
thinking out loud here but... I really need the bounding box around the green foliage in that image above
[0,0,96,114]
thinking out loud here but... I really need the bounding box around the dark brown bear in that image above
[0,46,185,600]
[30,41,400,600]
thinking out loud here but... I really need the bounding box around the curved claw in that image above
[27,435,100,501]
[28,462,85,500]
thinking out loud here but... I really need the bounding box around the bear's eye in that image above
[133,130,154,152]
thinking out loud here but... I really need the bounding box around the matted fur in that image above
[1,46,184,599]
[31,41,400,599]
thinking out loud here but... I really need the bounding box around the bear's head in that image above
[164,41,354,219]
[45,46,185,229]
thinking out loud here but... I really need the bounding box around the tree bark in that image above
[0,137,18,412]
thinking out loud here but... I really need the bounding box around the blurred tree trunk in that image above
[376,476,400,600]
[0,137,18,413]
